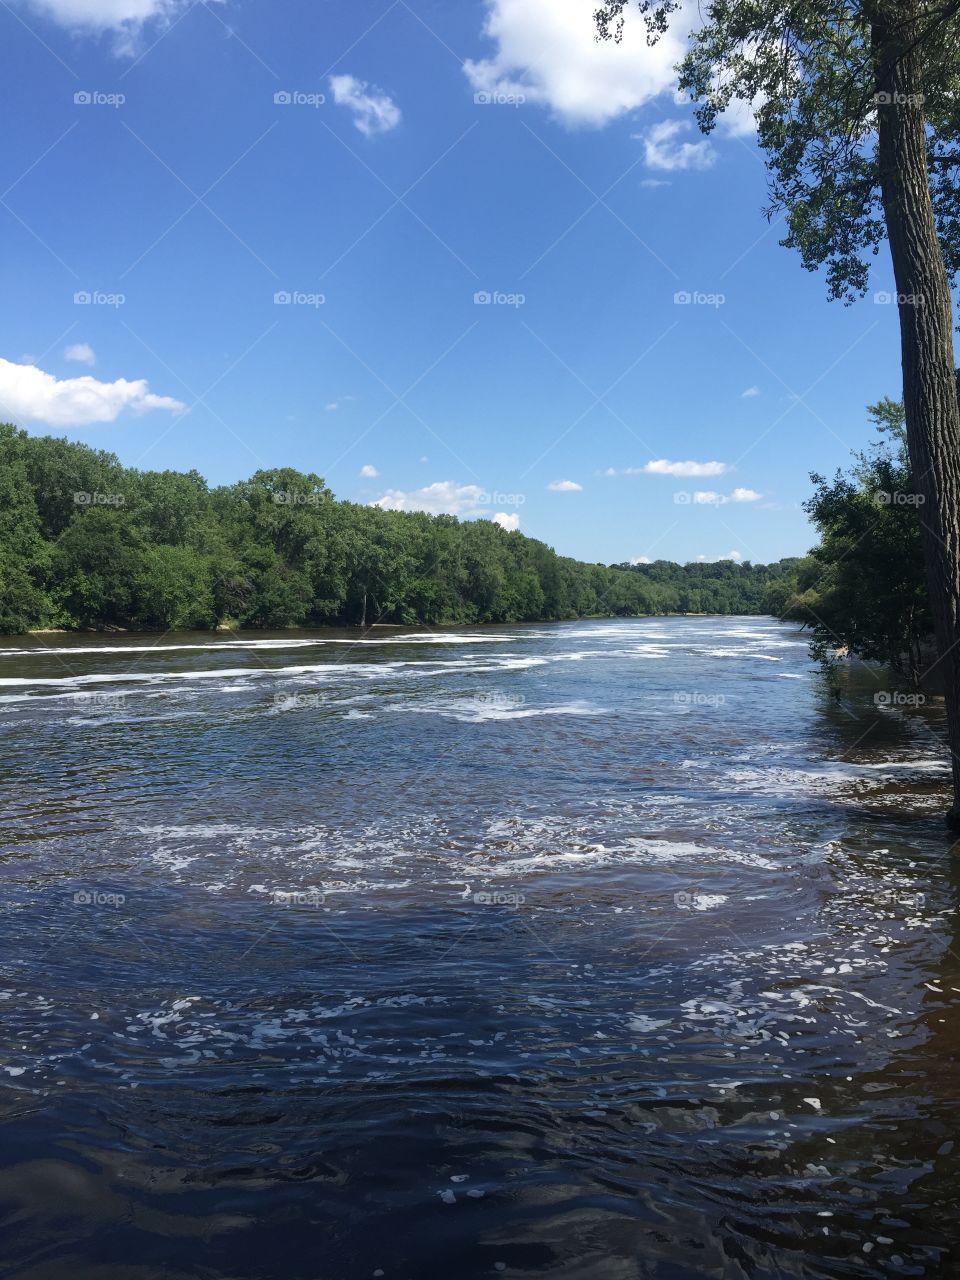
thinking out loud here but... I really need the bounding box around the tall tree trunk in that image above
[874,7,960,828]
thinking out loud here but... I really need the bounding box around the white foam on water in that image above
[691,894,729,911]
[723,757,948,797]
[486,834,780,877]
[397,697,607,723]
[627,1015,672,1032]
[0,633,527,660]
[0,651,556,697]
[694,648,783,661]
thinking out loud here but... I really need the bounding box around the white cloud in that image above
[741,385,761,398]
[697,550,744,563]
[329,74,401,137]
[371,481,522,529]
[372,481,487,517]
[691,487,762,505]
[640,178,670,189]
[607,459,730,478]
[716,93,760,139]
[325,395,356,412]
[21,0,222,52]
[359,464,379,478]
[492,511,520,531]
[0,357,185,427]
[646,458,730,478]
[643,119,716,171]
[65,342,95,367]
[464,0,691,127]
[547,479,582,491]
[630,556,652,565]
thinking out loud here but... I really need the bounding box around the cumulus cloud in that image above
[492,511,520,531]
[630,555,653,565]
[464,0,691,127]
[65,342,95,367]
[741,385,761,398]
[691,487,762,505]
[697,550,744,562]
[329,74,401,137]
[607,459,731,479]
[359,464,379,478]
[646,458,730,478]
[0,357,185,427]
[642,119,716,171]
[464,0,759,139]
[373,481,485,516]
[547,479,582,491]
[372,481,522,529]
[20,0,223,53]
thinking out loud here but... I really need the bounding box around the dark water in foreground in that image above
[1,616,960,1279]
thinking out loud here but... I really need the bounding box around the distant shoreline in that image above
[16,612,778,639]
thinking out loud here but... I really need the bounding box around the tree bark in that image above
[874,5,960,828]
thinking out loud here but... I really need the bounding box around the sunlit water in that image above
[2,616,959,1279]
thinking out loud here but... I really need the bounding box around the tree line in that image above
[0,424,799,634]
[772,398,934,688]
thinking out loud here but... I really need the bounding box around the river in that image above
[1,615,958,1278]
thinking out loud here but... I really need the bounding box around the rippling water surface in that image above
[2,616,960,1279]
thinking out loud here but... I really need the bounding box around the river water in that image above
[1,615,959,1279]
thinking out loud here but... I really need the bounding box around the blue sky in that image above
[0,0,905,565]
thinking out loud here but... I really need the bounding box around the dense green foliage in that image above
[0,424,798,634]
[778,400,933,682]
